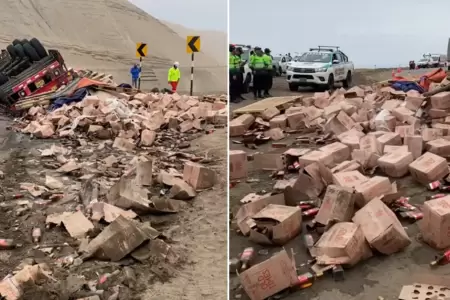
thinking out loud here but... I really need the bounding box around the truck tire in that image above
[327,74,335,91]
[21,39,30,45]
[30,38,48,58]
[12,39,21,46]
[23,43,40,62]
[343,71,352,88]
[14,44,25,59]
[289,83,298,92]
[6,45,16,58]
[0,73,8,85]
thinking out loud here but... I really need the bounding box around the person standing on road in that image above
[168,62,181,93]
[130,64,141,89]
[263,48,273,97]
[235,47,247,101]
[229,45,242,103]
[249,47,266,100]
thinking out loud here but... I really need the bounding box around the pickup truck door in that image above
[333,53,346,80]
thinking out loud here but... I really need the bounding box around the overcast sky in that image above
[230,0,450,68]
[130,0,227,32]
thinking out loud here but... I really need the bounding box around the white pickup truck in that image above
[286,46,354,91]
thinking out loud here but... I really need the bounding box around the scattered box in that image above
[229,150,248,180]
[355,176,392,207]
[298,150,334,168]
[420,196,450,249]
[377,151,414,177]
[409,152,449,185]
[183,162,216,189]
[269,114,287,129]
[319,142,350,165]
[332,170,368,188]
[315,185,355,226]
[404,135,423,159]
[431,91,450,109]
[353,198,411,254]
[426,138,450,157]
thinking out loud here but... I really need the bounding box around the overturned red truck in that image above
[0,38,73,109]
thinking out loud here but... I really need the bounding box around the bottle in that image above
[239,247,255,271]
[0,239,15,250]
[430,249,450,267]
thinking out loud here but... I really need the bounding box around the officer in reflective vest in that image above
[249,47,266,100]
[229,45,242,103]
[263,48,273,97]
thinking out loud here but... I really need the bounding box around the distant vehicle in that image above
[429,54,447,68]
[417,57,432,68]
[285,46,354,91]
[272,56,282,76]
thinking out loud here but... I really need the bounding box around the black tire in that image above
[12,39,21,46]
[23,43,40,62]
[30,38,47,58]
[327,74,335,91]
[0,73,8,85]
[14,44,25,59]
[21,39,29,45]
[343,71,352,88]
[6,45,16,58]
[289,83,298,92]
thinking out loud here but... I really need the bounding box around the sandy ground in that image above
[0,0,227,93]
[228,72,450,300]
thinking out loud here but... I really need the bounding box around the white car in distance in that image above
[286,46,354,91]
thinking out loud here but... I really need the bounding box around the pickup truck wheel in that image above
[23,43,40,62]
[327,74,335,91]
[30,38,48,58]
[343,71,352,88]
[6,45,16,58]
[14,44,25,59]
[289,83,298,92]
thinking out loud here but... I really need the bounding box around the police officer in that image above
[235,47,246,101]
[249,47,266,100]
[229,45,241,103]
[263,48,273,97]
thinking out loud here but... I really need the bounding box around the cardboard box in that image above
[395,125,415,138]
[269,114,287,129]
[405,96,424,111]
[331,160,361,173]
[431,91,450,109]
[249,204,302,245]
[377,132,402,152]
[286,111,306,130]
[360,135,381,154]
[392,107,414,123]
[235,193,285,236]
[265,128,285,141]
[313,222,372,266]
[377,151,414,177]
[284,163,329,203]
[383,145,409,154]
[229,150,248,180]
[319,142,350,165]
[352,198,411,254]
[332,170,368,188]
[254,153,284,171]
[337,129,364,150]
[422,128,443,142]
[183,162,216,189]
[355,176,392,207]
[261,107,280,121]
[404,135,423,159]
[432,123,450,135]
[314,185,355,226]
[426,138,450,157]
[239,250,297,300]
[298,150,334,168]
[420,196,450,249]
[230,119,246,137]
[409,152,449,185]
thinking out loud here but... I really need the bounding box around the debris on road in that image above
[230,80,450,299]
[0,80,227,298]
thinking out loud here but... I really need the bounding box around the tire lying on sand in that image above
[30,38,47,59]
[0,73,8,85]
[21,39,29,45]
[23,43,40,62]
[12,39,21,46]
[14,44,25,59]
[6,45,16,58]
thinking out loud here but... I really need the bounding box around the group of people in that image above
[229,45,274,103]
[130,62,181,93]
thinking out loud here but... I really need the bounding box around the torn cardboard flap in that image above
[315,185,355,226]
[352,198,411,254]
[249,204,301,245]
[235,193,285,236]
[239,250,297,300]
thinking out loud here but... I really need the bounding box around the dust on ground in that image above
[0,123,227,299]
[228,73,449,300]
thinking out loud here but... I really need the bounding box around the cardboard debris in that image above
[239,250,297,300]
[91,202,137,223]
[229,150,248,180]
[62,211,94,238]
[420,195,450,249]
[315,185,355,226]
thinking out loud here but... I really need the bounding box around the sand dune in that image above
[0,0,226,93]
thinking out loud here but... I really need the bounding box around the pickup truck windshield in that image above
[297,52,331,63]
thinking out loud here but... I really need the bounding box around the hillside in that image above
[0,0,226,93]
[162,21,227,67]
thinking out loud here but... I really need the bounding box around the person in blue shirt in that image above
[130,64,141,88]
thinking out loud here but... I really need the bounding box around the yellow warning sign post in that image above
[186,36,201,96]
[135,42,148,89]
